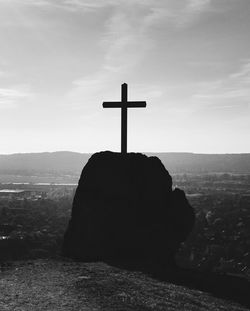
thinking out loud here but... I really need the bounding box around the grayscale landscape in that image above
[1,0,250,310]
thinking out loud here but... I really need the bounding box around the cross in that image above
[103,83,146,154]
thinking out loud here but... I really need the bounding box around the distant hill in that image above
[150,152,250,174]
[0,151,250,175]
[0,151,91,175]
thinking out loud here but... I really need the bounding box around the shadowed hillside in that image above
[0,260,249,311]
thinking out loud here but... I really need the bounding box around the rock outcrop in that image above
[62,151,195,264]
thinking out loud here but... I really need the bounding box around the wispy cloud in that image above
[187,0,211,13]
[101,8,153,73]
[190,60,250,111]
[67,2,154,106]
[0,85,33,109]
[66,0,216,110]
[8,0,118,12]
[180,0,212,25]
[229,61,250,83]
[13,0,213,26]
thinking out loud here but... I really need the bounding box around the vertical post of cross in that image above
[121,83,127,154]
[103,83,146,154]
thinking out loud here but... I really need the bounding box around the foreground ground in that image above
[0,259,249,311]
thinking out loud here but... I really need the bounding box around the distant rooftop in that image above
[0,189,25,193]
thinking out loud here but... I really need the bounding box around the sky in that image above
[0,0,250,154]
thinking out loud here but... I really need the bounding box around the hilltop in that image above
[0,259,249,311]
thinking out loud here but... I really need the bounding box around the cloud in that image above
[7,0,118,12]
[229,61,250,83]
[187,0,211,12]
[170,0,212,27]
[66,0,217,111]
[93,0,214,70]
[101,8,153,73]
[10,0,213,24]
[0,85,33,109]
[190,60,250,112]
[67,2,155,106]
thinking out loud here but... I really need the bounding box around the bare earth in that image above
[0,259,249,311]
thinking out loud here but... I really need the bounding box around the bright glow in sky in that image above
[0,0,250,154]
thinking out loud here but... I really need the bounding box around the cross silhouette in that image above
[103,83,146,154]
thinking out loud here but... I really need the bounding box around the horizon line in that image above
[1,150,250,156]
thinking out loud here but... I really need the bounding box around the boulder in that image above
[62,151,195,264]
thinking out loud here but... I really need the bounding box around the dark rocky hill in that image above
[63,152,195,263]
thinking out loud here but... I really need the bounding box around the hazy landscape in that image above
[1,0,250,309]
[1,152,250,279]
[1,151,250,183]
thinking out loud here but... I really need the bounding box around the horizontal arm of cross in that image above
[103,101,146,108]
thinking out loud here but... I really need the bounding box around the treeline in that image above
[178,194,250,277]
[0,193,250,278]
[0,198,72,260]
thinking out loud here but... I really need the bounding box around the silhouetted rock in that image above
[62,151,195,264]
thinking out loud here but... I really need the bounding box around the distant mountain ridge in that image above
[0,151,250,174]
[0,151,90,174]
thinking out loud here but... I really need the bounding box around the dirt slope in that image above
[0,259,248,311]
